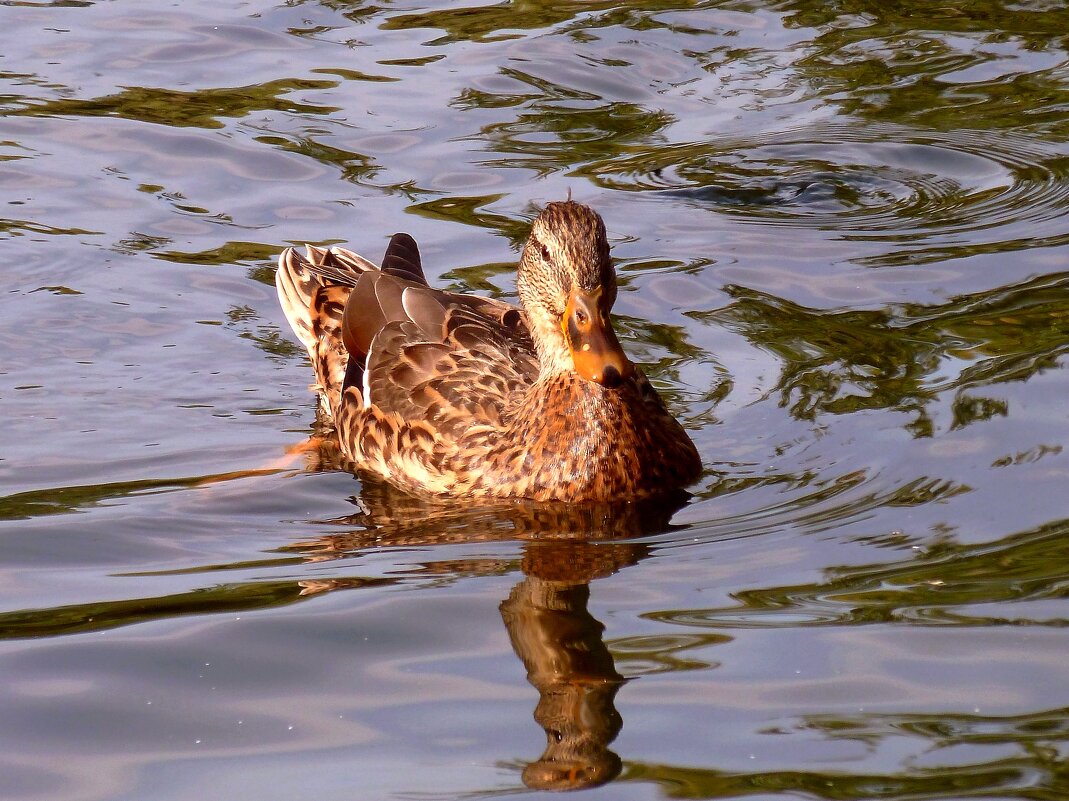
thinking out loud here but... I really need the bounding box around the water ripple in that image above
[586,124,1069,265]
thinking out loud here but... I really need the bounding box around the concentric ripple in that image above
[586,123,1069,265]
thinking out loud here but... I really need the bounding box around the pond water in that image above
[2,1,1069,799]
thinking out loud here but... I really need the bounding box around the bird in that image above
[275,200,701,502]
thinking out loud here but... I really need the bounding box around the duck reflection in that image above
[502,540,637,790]
[281,437,685,790]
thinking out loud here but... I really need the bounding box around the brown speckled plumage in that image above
[276,201,701,501]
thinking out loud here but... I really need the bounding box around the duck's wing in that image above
[349,278,539,437]
[283,232,539,437]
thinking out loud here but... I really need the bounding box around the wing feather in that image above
[401,286,447,340]
[360,290,538,441]
[381,233,426,284]
[342,272,388,359]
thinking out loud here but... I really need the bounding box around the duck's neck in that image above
[525,315,575,380]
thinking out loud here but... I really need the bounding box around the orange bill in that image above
[562,287,634,388]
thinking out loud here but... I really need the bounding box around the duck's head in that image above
[517,201,635,388]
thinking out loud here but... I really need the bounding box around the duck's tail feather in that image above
[276,245,376,419]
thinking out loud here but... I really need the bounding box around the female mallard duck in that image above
[276,200,700,502]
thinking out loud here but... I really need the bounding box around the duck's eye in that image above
[574,308,589,326]
[538,242,551,262]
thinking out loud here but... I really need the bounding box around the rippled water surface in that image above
[3,1,1069,799]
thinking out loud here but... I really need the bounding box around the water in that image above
[2,1,1069,798]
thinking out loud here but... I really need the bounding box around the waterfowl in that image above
[275,200,700,502]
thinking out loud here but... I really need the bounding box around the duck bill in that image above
[563,288,634,388]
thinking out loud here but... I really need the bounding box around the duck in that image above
[275,200,701,502]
